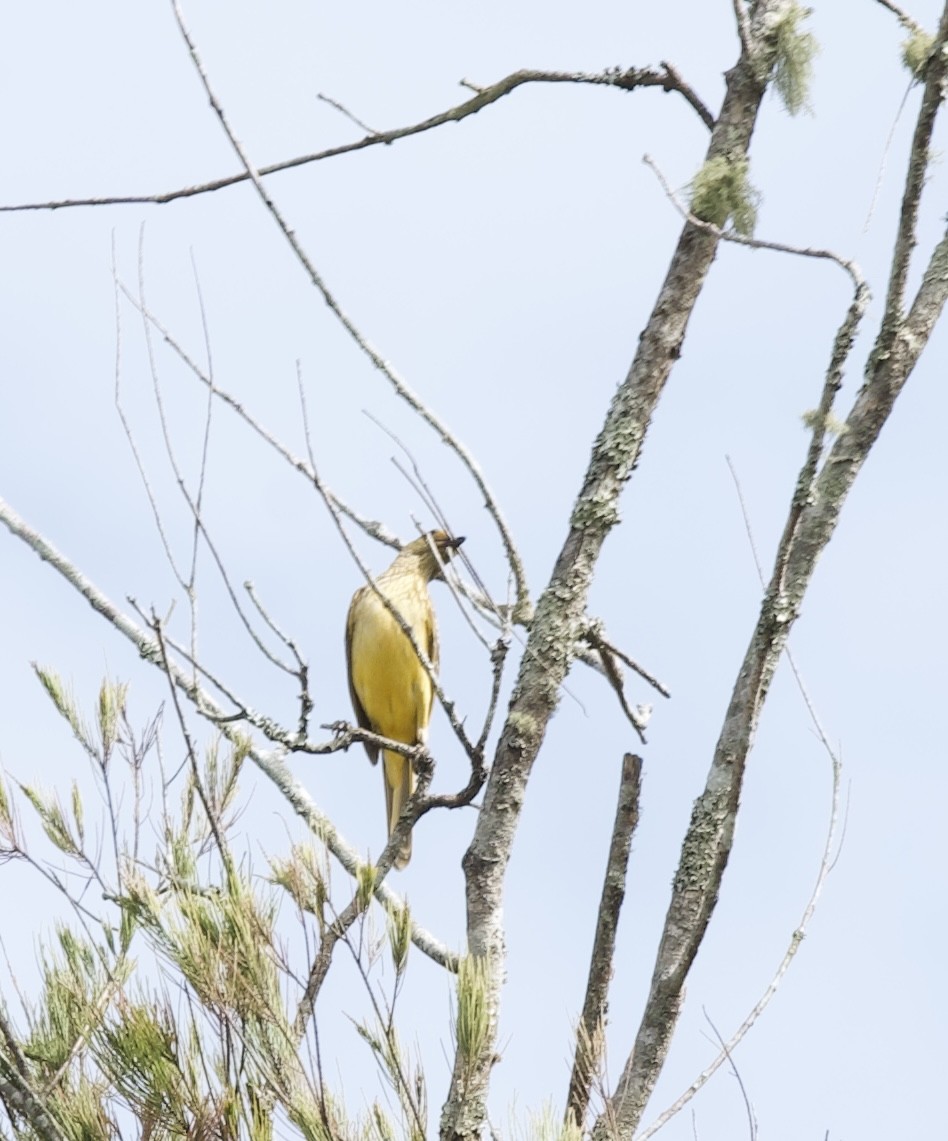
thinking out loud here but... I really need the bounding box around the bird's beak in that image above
[448,536,466,550]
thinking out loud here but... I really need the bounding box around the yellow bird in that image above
[345,530,464,868]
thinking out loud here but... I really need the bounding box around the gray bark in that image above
[439,6,793,1138]
[591,8,948,1135]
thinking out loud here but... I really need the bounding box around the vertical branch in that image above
[565,754,642,1130]
[441,6,793,1138]
[590,28,948,1136]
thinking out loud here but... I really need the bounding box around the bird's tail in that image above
[383,749,415,869]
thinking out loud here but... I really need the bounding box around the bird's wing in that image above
[423,593,439,729]
[345,587,379,765]
[425,598,439,675]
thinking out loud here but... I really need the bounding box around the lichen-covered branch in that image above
[439,5,793,1138]
[590,13,948,1136]
[565,754,642,1130]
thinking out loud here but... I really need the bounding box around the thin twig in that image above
[137,225,198,595]
[112,242,188,587]
[863,80,915,234]
[122,286,394,550]
[726,456,850,865]
[316,92,382,137]
[336,921,428,1137]
[583,623,652,742]
[364,404,512,635]
[243,579,312,738]
[186,248,217,677]
[643,154,866,293]
[243,581,306,672]
[475,634,510,759]
[592,629,670,699]
[874,0,926,32]
[702,1011,758,1141]
[129,245,299,679]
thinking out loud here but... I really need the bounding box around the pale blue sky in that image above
[1,2,946,1138]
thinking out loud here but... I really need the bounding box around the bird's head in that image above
[404,529,465,581]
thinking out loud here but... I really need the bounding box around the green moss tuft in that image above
[771,2,819,115]
[689,156,760,236]
[901,28,935,81]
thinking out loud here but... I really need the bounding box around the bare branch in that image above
[701,1011,758,1141]
[316,92,382,137]
[0,64,714,217]
[475,634,510,759]
[583,624,652,742]
[242,581,307,673]
[588,631,670,699]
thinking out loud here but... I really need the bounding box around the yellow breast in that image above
[348,584,435,745]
